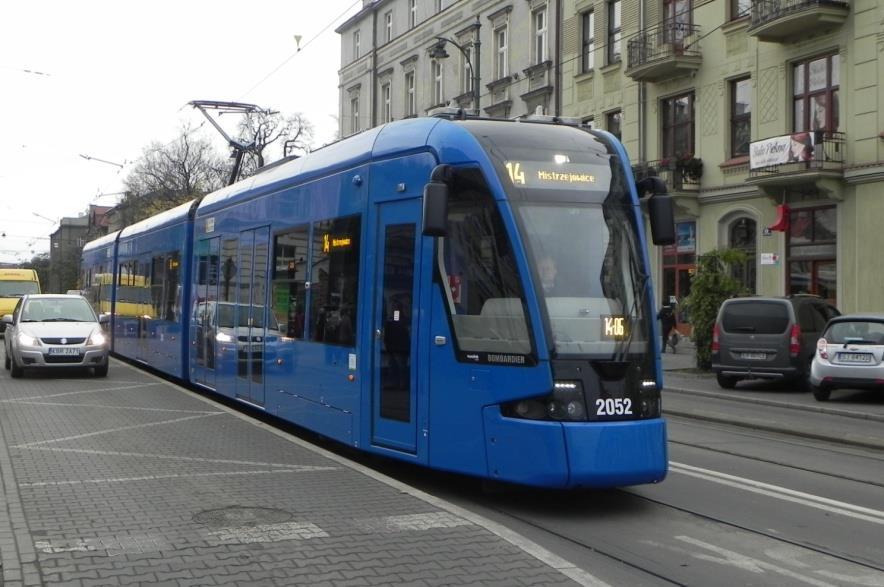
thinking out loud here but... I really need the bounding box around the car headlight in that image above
[216,331,234,343]
[88,330,106,346]
[18,331,39,346]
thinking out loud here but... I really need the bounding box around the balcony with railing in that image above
[746,131,846,198]
[747,0,849,42]
[625,22,702,82]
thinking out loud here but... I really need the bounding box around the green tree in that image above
[683,248,749,369]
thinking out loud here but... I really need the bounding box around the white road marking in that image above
[354,512,474,532]
[13,412,224,448]
[3,400,217,414]
[675,535,838,587]
[20,445,317,469]
[19,466,337,488]
[0,382,158,402]
[204,521,329,544]
[670,461,884,525]
[36,534,169,556]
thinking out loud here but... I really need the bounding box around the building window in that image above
[581,11,595,73]
[607,0,621,65]
[728,217,756,293]
[606,110,622,140]
[384,11,393,43]
[495,25,508,79]
[409,0,416,28]
[405,71,416,116]
[353,30,360,60]
[382,82,392,123]
[533,7,548,64]
[661,92,695,157]
[432,59,443,105]
[663,0,691,46]
[462,43,474,95]
[272,225,309,339]
[731,77,751,157]
[350,95,360,135]
[787,206,836,305]
[731,0,751,19]
[310,216,361,346]
[794,54,839,133]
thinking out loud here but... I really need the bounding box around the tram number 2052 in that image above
[595,398,633,416]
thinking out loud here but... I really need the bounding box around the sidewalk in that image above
[0,360,598,587]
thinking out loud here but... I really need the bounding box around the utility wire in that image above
[238,0,362,100]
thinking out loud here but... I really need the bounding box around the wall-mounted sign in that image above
[761,253,780,266]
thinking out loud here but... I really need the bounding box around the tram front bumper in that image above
[483,407,668,488]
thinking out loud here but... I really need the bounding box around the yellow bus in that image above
[0,268,41,332]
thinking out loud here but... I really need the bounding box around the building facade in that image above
[336,0,560,134]
[561,0,884,319]
[340,0,884,319]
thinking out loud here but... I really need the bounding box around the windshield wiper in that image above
[41,318,79,322]
[614,272,650,363]
[733,326,756,332]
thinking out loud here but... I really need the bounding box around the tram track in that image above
[666,416,884,490]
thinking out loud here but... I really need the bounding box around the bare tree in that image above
[237,112,314,178]
[121,124,227,224]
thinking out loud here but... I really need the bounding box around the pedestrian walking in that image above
[657,305,677,353]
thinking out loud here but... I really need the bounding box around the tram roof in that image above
[118,199,199,240]
[81,229,121,253]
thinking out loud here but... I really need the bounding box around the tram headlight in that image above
[547,381,587,421]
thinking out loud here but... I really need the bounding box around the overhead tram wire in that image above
[237,0,362,101]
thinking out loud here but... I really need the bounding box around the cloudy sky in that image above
[0,0,360,264]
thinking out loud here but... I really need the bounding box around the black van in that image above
[712,295,840,389]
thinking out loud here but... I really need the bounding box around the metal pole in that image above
[473,17,481,114]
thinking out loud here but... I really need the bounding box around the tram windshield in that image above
[463,121,649,357]
[516,200,648,356]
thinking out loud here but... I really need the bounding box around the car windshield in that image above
[824,320,884,345]
[0,281,40,297]
[21,298,96,322]
[216,304,265,329]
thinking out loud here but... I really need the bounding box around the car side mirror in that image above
[99,314,110,324]
[1,314,12,325]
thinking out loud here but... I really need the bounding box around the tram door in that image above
[234,226,270,406]
[372,199,423,453]
[193,237,220,389]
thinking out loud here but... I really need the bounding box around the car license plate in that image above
[48,347,80,356]
[838,352,872,363]
[741,352,766,360]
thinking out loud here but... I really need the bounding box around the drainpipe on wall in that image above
[371,8,378,128]
[555,0,562,116]
[638,0,646,165]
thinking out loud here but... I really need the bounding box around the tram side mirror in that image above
[636,176,675,246]
[422,181,449,237]
[648,194,676,245]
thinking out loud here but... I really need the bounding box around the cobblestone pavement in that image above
[0,359,600,586]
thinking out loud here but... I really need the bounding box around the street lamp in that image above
[428,17,481,114]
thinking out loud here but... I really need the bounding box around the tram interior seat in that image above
[450,298,530,353]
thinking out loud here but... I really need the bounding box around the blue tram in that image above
[81,115,676,488]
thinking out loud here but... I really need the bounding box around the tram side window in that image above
[272,225,309,339]
[310,215,361,346]
[151,255,166,320]
[441,176,531,355]
[220,239,239,304]
[164,252,181,321]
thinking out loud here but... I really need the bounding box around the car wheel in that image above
[94,363,109,377]
[10,356,23,378]
[811,384,831,401]
[716,374,738,389]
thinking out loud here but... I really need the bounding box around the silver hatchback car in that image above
[3,294,110,378]
[809,314,884,401]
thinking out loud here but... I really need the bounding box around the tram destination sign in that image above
[504,160,609,191]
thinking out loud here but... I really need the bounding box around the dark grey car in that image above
[711,295,840,389]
